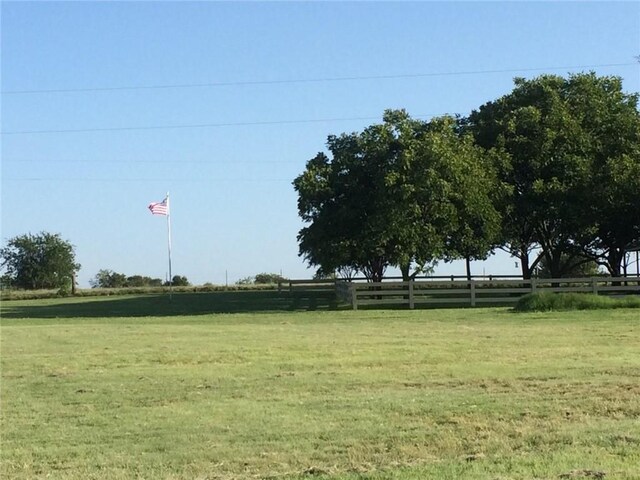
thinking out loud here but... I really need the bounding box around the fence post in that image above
[470,280,476,307]
[350,283,358,310]
[409,280,415,309]
[530,278,537,294]
[591,277,598,295]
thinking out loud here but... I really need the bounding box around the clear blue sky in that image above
[2,2,639,287]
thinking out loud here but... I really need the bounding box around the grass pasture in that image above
[1,291,639,479]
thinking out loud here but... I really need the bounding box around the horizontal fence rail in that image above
[335,276,640,310]
[278,278,338,293]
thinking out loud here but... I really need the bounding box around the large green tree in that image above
[421,118,503,280]
[294,120,405,282]
[465,73,639,278]
[566,74,640,276]
[294,110,501,281]
[1,232,80,290]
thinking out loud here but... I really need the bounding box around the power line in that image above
[2,177,292,183]
[0,113,453,135]
[3,158,302,164]
[2,62,636,95]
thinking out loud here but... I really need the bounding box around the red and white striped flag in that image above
[148,197,169,216]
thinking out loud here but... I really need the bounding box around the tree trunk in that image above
[400,263,411,282]
[606,248,624,286]
[399,263,412,302]
[372,268,383,283]
[547,252,562,288]
[363,257,386,285]
[369,258,386,300]
[519,246,531,280]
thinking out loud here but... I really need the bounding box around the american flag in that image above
[148,197,169,216]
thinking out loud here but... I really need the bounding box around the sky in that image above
[2,1,639,287]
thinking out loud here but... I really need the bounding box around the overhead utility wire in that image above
[2,63,635,95]
[4,159,301,164]
[0,113,454,135]
[3,177,292,183]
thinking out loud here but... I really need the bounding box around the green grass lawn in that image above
[1,292,639,479]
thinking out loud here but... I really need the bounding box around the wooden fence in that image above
[278,275,523,293]
[278,278,338,293]
[335,277,640,310]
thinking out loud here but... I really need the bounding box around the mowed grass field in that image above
[1,291,639,479]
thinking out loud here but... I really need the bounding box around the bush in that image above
[0,283,280,301]
[254,273,287,284]
[514,292,640,312]
[127,275,163,287]
[57,277,73,297]
[167,275,190,287]
[91,270,127,288]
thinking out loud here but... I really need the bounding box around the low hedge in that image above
[0,283,279,301]
[514,291,640,312]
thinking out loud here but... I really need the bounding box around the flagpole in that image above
[166,192,173,300]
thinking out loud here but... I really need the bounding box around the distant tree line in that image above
[236,272,288,285]
[90,270,189,288]
[294,73,640,281]
[0,233,192,292]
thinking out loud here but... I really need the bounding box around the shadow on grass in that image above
[1,290,345,319]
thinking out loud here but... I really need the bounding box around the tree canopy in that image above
[90,269,168,288]
[465,72,640,278]
[294,110,501,281]
[295,73,640,281]
[1,232,80,290]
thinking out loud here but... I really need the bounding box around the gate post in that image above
[409,280,415,309]
[470,280,476,307]
[350,283,358,310]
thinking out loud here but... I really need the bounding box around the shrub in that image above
[57,277,73,297]
[254,273,287,284]
[514,292,640,312]
[0,282,280,301]
[127,275,163,287]
[167,275,190,287]
[91,270,127,288]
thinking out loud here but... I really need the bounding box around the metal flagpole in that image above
[166,192,173,300]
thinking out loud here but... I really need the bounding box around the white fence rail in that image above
[335,277,640,310]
